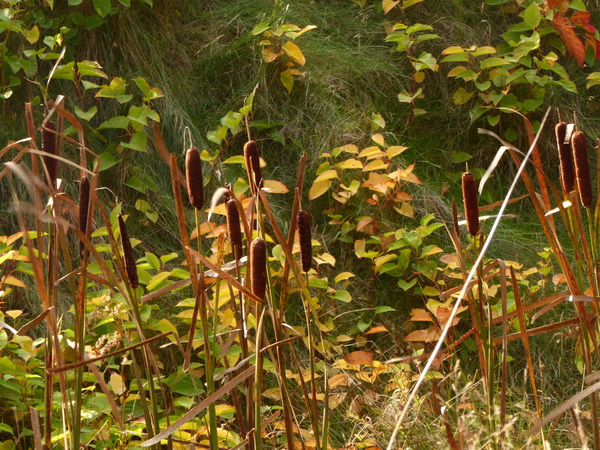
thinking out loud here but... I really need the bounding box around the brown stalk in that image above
[279,152,307,322]
[451,201,460,239]
[462,172,479,236]
[524,115,551,211]
[498,260,508,447]
[152,122,185,188]
[510,266,542,421]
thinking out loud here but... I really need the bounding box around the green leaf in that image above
[120,132,147,152]
[127,105,149,126]
[93,0,112,18]
[252,22,270,35]
[479,57,511,69]
[0,423,13,434]
[521,2,541,29]
[568,0,586,11]
[397,278,417,291]
[74,105,97,121]
[453,87,474,105]
[450,151,472,163]
[98,115,129,130]
[96,152,120,171]
[223,155,246,165]
[374,306,396,314]
[331,290,352,303]
[413,52,437,72]
[77,60,107,78]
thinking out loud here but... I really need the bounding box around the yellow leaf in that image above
[374,254,396,271]
[337,158,363,170]
[382,0,400,14]
[262,48,280,63]
[441,46,465,55]
[280,69,294,93]
[109,373,126,395]
[309,179,332,200]
[358,146,386,160]
[395,201,414,218]
[447,65,468,78]
[315,252,336,266]
[372,133,385,147]
[314,169,338,182]
[262,179,289,193]
[282,41,306,66]
[24,26,39,44]
[386,145,408,158]
[340,144,359,154]
[362,160,388,172]
[1,275,25,288]
[414,71,425,83]
[335,272,355,283]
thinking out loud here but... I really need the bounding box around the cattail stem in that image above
[195,208,219,450]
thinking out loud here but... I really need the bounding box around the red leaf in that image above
[570,11,596,33]
[547,0,569,13]
[552,15,586,67]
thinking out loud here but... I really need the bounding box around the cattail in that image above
[556,122,575,195]
[462,172,479,237]
[78,176,90,257]
[572,131,593,208]
[42,121,58,188]
[226,199,243,259]
[250,238,267,300]
[185,147,204,210]
[297,210,312,272]
[244,140,263,195]
[118,215,139,289]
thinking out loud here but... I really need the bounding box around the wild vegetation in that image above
[3,0,600,448]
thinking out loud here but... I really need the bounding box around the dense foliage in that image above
[2,0,600,448]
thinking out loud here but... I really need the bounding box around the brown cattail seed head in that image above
[42,121,58,188]
[118,215,139,289]
[78,176,90,256]
[244,140,263,195]
[462,172,479,237]
[556,122,575,195]
[226,199,243,259]
[572,130,593,208]
[185,147,204,210]
[250,238,267,300]
[297,210,312,272]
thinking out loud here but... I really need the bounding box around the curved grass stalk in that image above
[386,107,551,450]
